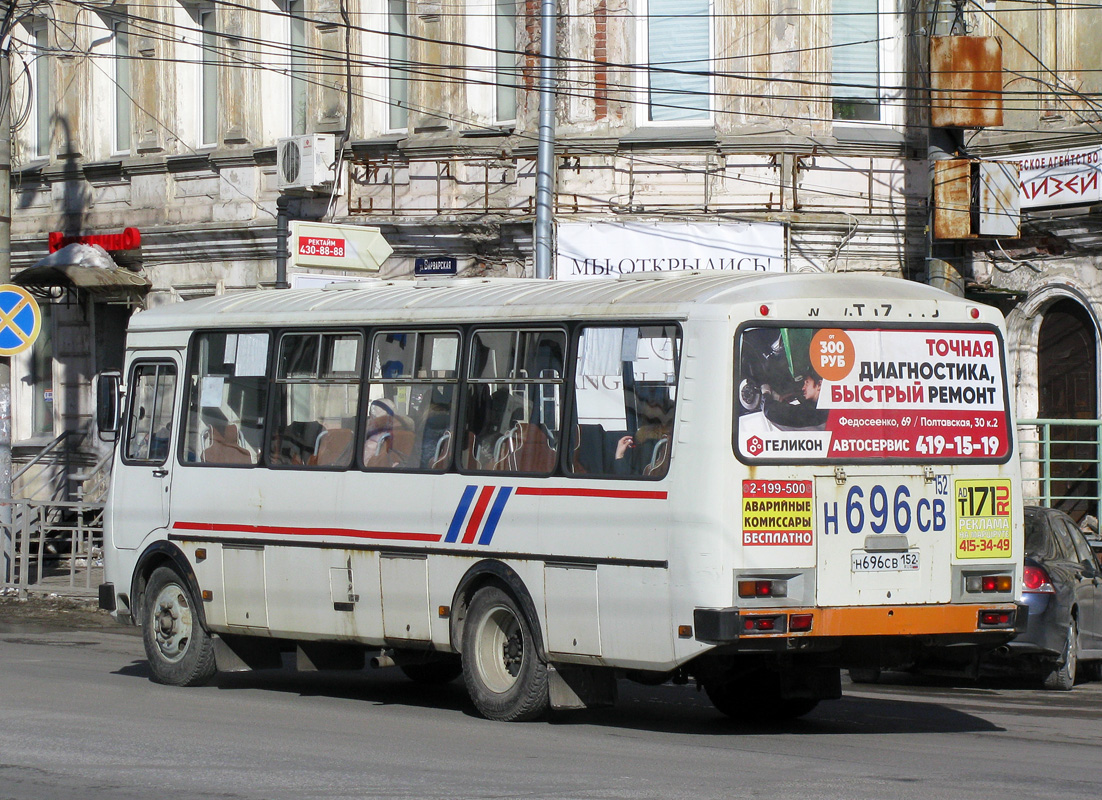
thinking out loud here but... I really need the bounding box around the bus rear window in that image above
[735,325,1011,463]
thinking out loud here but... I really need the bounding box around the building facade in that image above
[6,0,1102,512]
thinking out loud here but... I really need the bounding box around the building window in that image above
[113,18,131,153]
[643,0,710,122]
[289,0,308,135]
[13,303,54,439]
[28,21,51,158]
[1037,300,1098,518]
[495,0,517,122]
[199,8,219,145]
[832,0,880,121]
[388,0,408,130]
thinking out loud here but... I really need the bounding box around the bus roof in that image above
[128,271,971,331]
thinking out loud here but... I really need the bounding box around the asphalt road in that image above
[2,602,1101,800]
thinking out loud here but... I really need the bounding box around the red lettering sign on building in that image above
[48,227,142,253]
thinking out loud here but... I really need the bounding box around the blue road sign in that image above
[0,285,42,356]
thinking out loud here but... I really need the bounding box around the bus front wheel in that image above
[142,566,217,687]
[461,586,549,721]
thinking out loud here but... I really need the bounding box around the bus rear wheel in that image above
[142,566,217,687]
[461,586,549,721]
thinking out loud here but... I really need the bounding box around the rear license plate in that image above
[851,551,920,572]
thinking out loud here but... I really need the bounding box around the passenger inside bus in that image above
[364,397,415,468]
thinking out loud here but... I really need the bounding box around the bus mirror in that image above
[96,371,123,441]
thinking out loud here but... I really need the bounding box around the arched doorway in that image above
[1037,299,1098,518]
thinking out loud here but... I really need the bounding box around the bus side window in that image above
[365,330,459,472]
[268,332,362,470]
[567,325,679,479]
[461,329,564,474]
[182,332,270,467]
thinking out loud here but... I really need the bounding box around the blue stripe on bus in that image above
[478,487,514,546]
[444,485,478,543]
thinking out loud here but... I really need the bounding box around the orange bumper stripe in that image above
[746,604,1019,637]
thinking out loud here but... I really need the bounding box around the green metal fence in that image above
[1017,418,1102,520]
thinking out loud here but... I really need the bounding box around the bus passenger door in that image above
[112,357,180,549]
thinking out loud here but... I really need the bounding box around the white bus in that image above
[99,272,1025,722]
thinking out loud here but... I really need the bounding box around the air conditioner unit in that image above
[276,134,336,193]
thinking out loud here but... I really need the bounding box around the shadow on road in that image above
[110,659,1003,736]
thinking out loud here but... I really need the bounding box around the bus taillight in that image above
[978,610,1014,628]
[738,579,788,598]
[789,614,813,632]
[742,615,782,633]
[965,574,1014,593]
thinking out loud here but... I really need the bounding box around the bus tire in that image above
[461,586,549,721]
[1043,619,1079,691]
[704,680,818,723]
[142,566,217,687]
[400,656,463,685]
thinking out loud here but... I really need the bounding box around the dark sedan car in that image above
[991,506,1102,689]
[851,505,1102,688]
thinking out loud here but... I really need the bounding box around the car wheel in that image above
[1042,619,1079,691]
[142,566,217,687]
[461,586,549,721]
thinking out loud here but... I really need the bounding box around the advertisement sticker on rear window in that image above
[736,327,1010,463]
[955,478,1013,558]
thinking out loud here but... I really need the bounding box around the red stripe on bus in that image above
[172,521,441,542]
[462,486,497,544]
[513,487,668,500]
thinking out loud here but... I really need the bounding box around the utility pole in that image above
[532,0,555,279]
[1,43,13,584]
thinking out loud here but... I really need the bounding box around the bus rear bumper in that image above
[694,602,1027,645]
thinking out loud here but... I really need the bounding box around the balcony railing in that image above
[1017,418,1102,520]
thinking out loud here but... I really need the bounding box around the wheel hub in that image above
[152,586,192,661]
[502,632,523,677]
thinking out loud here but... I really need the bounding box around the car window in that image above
[1067,523,1097,567]
[1024,512,1061,560]
[1051,519,1078,562]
